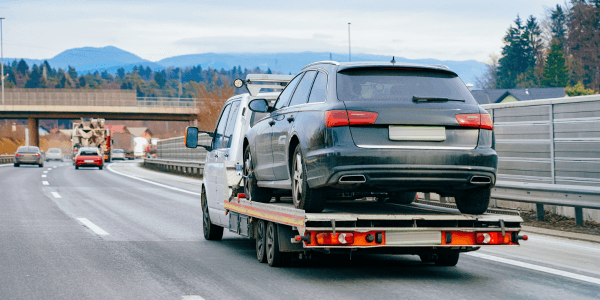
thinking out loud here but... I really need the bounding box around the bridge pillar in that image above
[27,117,39,147]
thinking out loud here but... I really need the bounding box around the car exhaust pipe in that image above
[470,176,492,185]
[339,175,366,183]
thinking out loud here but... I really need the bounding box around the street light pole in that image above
[348,22,351,62]
[1,18,5,106]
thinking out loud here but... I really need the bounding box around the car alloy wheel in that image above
[292,152,303,208]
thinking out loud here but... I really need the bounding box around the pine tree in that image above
[68,66,78,80]
[117,67,125,79]
[154,72,167,88]
[542,41,568,87]
[25,65,44,88]
[17,59,29,75]
[497,15,541,88]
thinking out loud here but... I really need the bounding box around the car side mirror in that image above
[248,99,270,113]
[185,127,199,148]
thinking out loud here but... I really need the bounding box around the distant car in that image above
[46,148,64,161]
[75,147,103,170]
[112,149,126,160]
[14,146,44,167]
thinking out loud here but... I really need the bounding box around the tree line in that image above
[2,59,274,98]
[476,0,599,95]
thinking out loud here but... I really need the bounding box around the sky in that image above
[1,0,564,63]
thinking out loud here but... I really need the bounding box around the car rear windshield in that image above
[17,147,38,154]
[80,150,98,156]
[113,149,124,153]
[336,68,477,104]
[48,149,60,153]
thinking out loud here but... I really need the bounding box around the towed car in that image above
[14,146,44,167]
[75,147,103,170]
[243,61,496,214]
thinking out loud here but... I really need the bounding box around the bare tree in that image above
[194,74,235,131]
[475,54,500,90]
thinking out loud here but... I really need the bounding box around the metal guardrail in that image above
[492,181,600,225]
[156,135,210,161]
[0,154,13,164]
[143,158,204,177]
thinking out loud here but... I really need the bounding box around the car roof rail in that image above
[241,74,295,96]
[302,61,340,69]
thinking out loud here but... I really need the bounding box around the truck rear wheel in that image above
[243,147,272,203]
[434,252,460,266]
[291,146,325,213]
[386,192,417,205]
[266,222,290,267]
[202,187,223,241]
[256,220,267,263]
[455,187,491,215]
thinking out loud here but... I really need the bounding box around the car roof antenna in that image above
[391,56,396,64]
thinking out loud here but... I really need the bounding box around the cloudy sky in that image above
[1,0,562,62]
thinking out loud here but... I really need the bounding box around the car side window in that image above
[273,73,304,110]
[223,101,241,148]
[212,103,232,150]
[308,71,328,103]
[288,71,317,107]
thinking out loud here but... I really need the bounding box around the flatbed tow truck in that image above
[185,73,527,267]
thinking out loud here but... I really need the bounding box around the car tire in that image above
[291,145,325,213]
[434,252,460,266]
[256,219,268,263]
[266,222,291,267]
[386,192,417,204]
[455,187,491,215]
[243,147,272,203]
[39,163,44,168]
[99,166,103,170]
[202,187,223,241]
[75,166,79,170]
[14,163,19,167]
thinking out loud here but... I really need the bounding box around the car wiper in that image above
[412,96,465,102]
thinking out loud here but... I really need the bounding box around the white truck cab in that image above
[185,75,293,238]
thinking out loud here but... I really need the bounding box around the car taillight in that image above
[15,153,22,157]
[456,114,493,130]
[325,110,378,127]
[476,232,509,245]
[315,232,354,245]
[35,153,40,157]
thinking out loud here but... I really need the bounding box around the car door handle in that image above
[287,116,295,123]
[224,154,229,158]
[214,154,219,158]
[269,120,276,126]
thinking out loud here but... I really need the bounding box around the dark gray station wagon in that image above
[243,61,496,214]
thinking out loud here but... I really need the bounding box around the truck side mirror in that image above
[185,127,199,148]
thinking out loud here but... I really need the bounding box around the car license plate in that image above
[84,160,94,163]
[385,230,442,245]
[389,126,446,141]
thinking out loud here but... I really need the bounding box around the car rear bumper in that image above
[76,162,103,167]
[14,158,42,164]
[305,146,497,194]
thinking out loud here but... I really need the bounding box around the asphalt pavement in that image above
[0,160,599,300]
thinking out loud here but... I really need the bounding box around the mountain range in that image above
[8,46,486,84]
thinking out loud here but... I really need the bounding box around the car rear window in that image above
[336,68,477,104]
[113,149,124,153]
[80,150,98,156]
[48,149,60,153]
[17,147,39,154]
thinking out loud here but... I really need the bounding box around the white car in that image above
[112,149,126,160]
[45,148,64,161]
[185,74,292,240]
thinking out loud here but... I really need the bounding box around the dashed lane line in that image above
[42,175,47,178]
[51,192,61,198]
[47,168,52,170]
[42,181,49,186]
[182,296,205,300]
[76,218,109,236]
[53,166,57,168]
[106,164,201,196]
[43,171,48,173]
[466,252,600,286]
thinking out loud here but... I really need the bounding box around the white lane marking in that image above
[43,171,48,173]
[42,175,47,178]
[51,192,61,198]
[466,252,600,285]
[76,218,109,236]
[53,166,57,168]
[106,164,201,196]
[47,168,52,170]
[42,181,49,186]
[182,296,205,300]
[522,234,600,254]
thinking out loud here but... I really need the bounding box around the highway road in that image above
[1,161,599,300]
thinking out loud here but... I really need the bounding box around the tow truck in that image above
[184,72,527,267]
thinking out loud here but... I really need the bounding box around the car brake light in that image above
[456,114,493,130]
[325,110,378,127]
[35,153,40,157]
[315,232,354,245]
[15,153,22,157]
[476,232,508,245]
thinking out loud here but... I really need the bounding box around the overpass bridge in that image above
[0,89,201,146]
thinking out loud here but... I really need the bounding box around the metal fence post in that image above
[575,207,584,226]
[536,203,545,221]
[549,104,555,184]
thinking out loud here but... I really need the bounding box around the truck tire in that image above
[256,220,267,263]
[386,192,417,205]
[243,147,272,203]
[291,145,325,213]
[434,252,460,266]
[266,222,290,267]
[39,163,44,168]
[99,166,103,170]
[455,187,491,215]
[202,187,223,241]
[14,163,19,167]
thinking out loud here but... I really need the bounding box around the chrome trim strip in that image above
[356,145,475,150]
